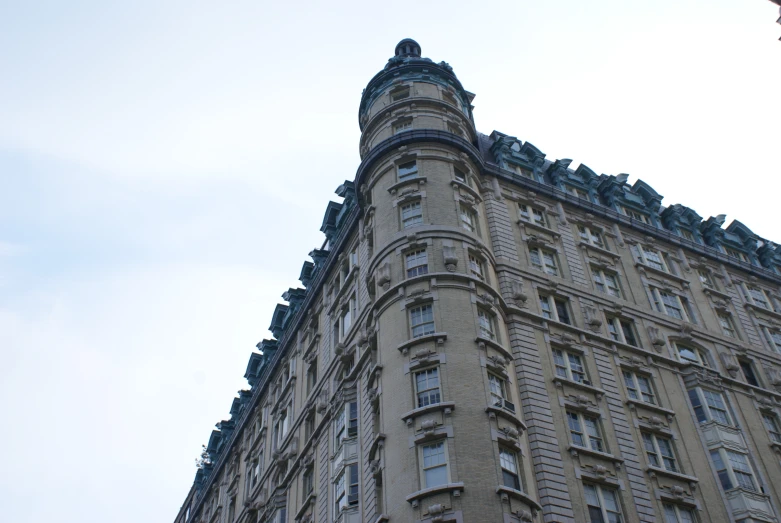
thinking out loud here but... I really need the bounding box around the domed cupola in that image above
[394,38,421,58]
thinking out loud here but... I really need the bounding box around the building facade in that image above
[174,40,781,523]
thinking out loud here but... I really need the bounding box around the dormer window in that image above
[680,229,695,242]
[570,187,589,200]
[622,206,650,224]
[724,247,748,262]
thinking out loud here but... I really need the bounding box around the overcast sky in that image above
[1,1,779,522]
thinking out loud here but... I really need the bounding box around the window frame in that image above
[688,388,732,426]
[674,343,710,367]
[606,316,639,347]
[393,118,412,135]
[419,440,450,489]
[499,447,522,491]
[641,431,679,472]
[553,348,588,384]
[744,284,773,310]
[632,244,670,272]
[529,246,559,276]
[459,203,477,233]
[651,288,693,322]
[414,367,442,408]
[738,358,761,387]
[519,203,547,227]
[710,448,757,492]
[397,160,418,181]
[539,294,571,325]
[663,503,697,523]
[591,266,622,298]
[762,412,781,444]
[405,249,429,278]
[567,410,605,452]
[409,303,435,338]
[764,327,781,353]
[717,313,737,339]
[400,200,423,229]
[622,206,650,223]
[584,483,624,523]
[468,253,485,281]
[477,308,497,341]
[622,369,656,405]
[578,224,607,250]
[698,269,716,290]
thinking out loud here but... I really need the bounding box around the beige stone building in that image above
[173,39,781,523]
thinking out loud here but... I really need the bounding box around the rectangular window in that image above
[307,358,318,394]
[553,349,587,384]
[623,370,656,404]
[305,413,315,441]
[584,483,623,523]
[663,503,696,523]
[421,441,449,488]
[539,294,571,325]
[632,244,668,272]
[499,447,521,490]
[567,411,604,452]
[405,249,429,278]
[746,285,772,310]
[469,254,485,280]
[334,463,359,513]
[277,408,289,446]
[652,288,692,322]
[688,388,731,425]
[414,368,441,407]
[459,203,476,232]
[606,317,639,347]
[718,313,737,338]
[410,304,435,338]
[334,406,346,445]
[674,344,709,367]
[578,225,606,249]
[247,458,260,496]
[764,327,781,353]
[710,449,756,492]
[391,87,410,101]
[698,270,715,290]
[453,167,467,183]
[529,247,558,276]
[347,401,358,437]
[302,465,314,497]
[393,119,412,134]
[642,432,678,472]
[488,373,514,412]
[680,229,695,241]
[763,413,781,444]
[519,204,547,227]
[623,206,649,223]
[401,201,423,229]
[725,248,748,262]
[592,267,621,298]
[398,160,418,180]
[570,187,589,200]
[739,359,760,387]
[478,309,496,340]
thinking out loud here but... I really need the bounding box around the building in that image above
[173,39,781,523]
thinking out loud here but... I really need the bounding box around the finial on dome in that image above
[395,39,421,58]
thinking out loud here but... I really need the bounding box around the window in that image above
[453,167,467,183]
[584,483,623,523]
[680,229,695,242]
[622,370,655,404]
[306,358,318,394]
[710,449,757,492]
[663,503,696,523]
[469,254,485,280]
[510,164,534,179]
[420,441,449,488]
[347,401,358,437]
[764,327,781,353]
[398,160,418,181]
[688,388,731,425]
[409,304,435,338]
[304,413,315,441]
[553,349,587,384]
[247,458,261,496]
[567,411,604,452]
[302,465,314,497]
[499,447,521,490]
[651,288,693,322]
[762,413,781,444]
[276,407,289,446]
[606,317,638,347]
[401,201,423,229]
[227,497,236,522]
[391,87,410,101]
[488,373,514,412]
[529,247,558,276]
[519,204,547,227]
[642,432,678,472]
[698,270,715,290]
[334,406,346,444]
[539,294,571,325]
[570,187,589,200]
[592,267,621,298]
[273,508,287,523]
[335,463,359,513]
[717,313,737,338]
[632,244,669,272]
[674,344,709,367]
[447,122,463,136]
[349,247,358,268]
[578,225,606,249]
[414,368,441,407]
[623,206,649,223]
[459,203,476,232]
[477,309,496,340]
[340,297,355,336]
[739,359,760,387]
[405,249,428,278]
[725,247,748,262]
[393,119,412,134]
[745,285,772,310]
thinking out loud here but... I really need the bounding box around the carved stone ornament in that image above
[442,244,458,272]
[511,279,528,307]
[377,262,391,291]
[719,352,740,378]
[516,510,533,522]
[421,418,438,435]
[500,426,520,440]
[583,304,603,331]
[428,503,446,523]
[647,325,666,352]
[765,366,781,388]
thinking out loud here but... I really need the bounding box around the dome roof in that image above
[394,38,421,58]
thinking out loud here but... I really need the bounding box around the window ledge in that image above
[485,404,526,432]
[745,303,781,320]
[568,445,624,464]
[405,482,465,506]
[388,176,428,195]
[293,492,317,521]
[635,262,688,284]
[646,466,698,484]
[626,398,676,419]
[517,219,560,238]
[397,332,448,355]
[495,486,542,511]
[369,516,390,523]
[402,402,455,425]
[552,376,605,398]
[475,336,513,360]
[578,240,619,260]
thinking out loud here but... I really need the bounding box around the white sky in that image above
[1,1,779,522]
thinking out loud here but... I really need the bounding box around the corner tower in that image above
[355,40,541,523]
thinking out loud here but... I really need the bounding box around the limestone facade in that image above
[174,39,781,523]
